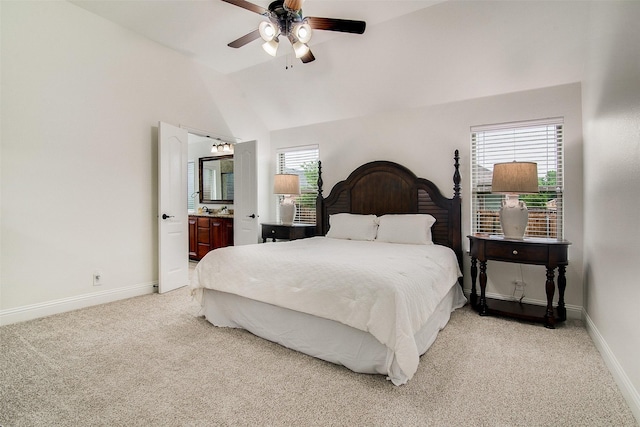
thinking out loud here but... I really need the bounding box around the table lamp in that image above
[274,174,300,225]
[491,161,538,239]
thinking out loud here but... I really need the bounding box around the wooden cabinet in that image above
[189,215,234,260]
[188,216,197,259]
[196,217,212,260]
[211,217,234,249]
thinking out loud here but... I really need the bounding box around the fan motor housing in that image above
[268,0,304,35]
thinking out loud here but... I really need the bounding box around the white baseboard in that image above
[0,282,157,326]
[584,310,640,424]
[463,288,583,319]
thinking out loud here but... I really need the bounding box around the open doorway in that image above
[187,131,258,247]
[187,132,235,215]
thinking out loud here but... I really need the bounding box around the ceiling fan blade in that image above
[284,0,304,12]
[221,0,268,15]
[227,28,261,48]
[300,49,315,63]
[307,17,366,34]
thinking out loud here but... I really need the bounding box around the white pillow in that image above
[326,213,379,241]
[375,214,436,245]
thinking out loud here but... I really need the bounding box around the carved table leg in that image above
[470,257,478,308]
[479,261,488,316]
[557,265,567,321]
[544,267,556,329]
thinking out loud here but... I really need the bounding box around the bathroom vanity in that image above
[189,214,234,260]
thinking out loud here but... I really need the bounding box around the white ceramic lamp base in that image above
[279,202,296,225]
[500,194,529,239]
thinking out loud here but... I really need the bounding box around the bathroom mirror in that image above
[199,155,234,204]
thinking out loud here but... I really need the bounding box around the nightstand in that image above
[261,223,316,243]
[468,235,571,329]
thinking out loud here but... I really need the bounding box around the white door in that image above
[234,140,258,245]
[158,121,189,293]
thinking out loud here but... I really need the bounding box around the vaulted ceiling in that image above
[71,0,443,74]
[71,1,589,131]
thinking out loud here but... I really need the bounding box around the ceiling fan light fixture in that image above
[294,23,312,43]
[262,38,279,56]
[223,0,366,64]
[293,41,310,58]
[259,21,277,42]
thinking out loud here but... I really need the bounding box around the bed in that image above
[190,151,465,385]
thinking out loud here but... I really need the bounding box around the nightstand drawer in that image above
[261,223,316,242]
[483,240,548,264]
[263,224,288,240]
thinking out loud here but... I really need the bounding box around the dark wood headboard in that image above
[315,150,463,275]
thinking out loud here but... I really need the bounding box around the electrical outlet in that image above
[93,271,103,286]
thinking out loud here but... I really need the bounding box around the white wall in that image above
[0,1,266,322]
[582,1,640,420]
[271,83,584,315]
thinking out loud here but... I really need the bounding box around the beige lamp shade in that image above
[274,174,300,195]
[491,162,539,194]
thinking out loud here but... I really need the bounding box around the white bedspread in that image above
[189,237,463,383]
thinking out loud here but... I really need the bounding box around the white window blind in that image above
[277,145,319,224]
[471,118,564,239]
[187,161,195,212]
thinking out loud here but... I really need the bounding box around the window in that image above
[187,160,195,212]
[471,118,564,239]
[277,145,319,224]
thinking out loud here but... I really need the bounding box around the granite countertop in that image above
[190,212,234,218]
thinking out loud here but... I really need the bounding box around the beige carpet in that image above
[1,287,637,427]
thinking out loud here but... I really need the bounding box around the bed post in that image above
[315,160,324,235]
[452,150,463,288]
[453,149,461,199]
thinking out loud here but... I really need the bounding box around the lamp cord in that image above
[510,264,526,303]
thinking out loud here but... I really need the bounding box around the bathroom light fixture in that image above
[211,138,234,153]
[274,174,300,225]
[491,161,539,239]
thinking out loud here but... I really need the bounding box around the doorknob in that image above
[162,214,174,220]
[248,214,257,218]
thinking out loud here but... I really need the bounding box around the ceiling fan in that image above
[222,0,366,63]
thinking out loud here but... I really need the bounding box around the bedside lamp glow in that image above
[491,161,538,239]
[274,174,300,225]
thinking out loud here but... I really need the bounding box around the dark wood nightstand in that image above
[261,223,316,243]
[468,234,571,329]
